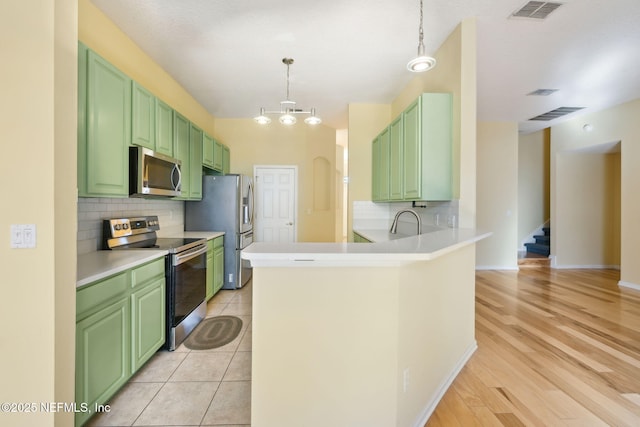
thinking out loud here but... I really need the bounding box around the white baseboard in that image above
[476,265,519,271]
[619,280,640,291]
[412,341,478,427]
[553,264,620,270]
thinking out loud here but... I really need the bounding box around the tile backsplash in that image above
[78,197,185,255]
[353,200,459,235]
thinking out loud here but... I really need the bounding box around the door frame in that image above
[253,165,299,243]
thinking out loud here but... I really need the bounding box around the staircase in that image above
[519,227,551,268]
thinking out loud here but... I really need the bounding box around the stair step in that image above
[524,242,550,256]
[534,235,550,245]
[542,227,550,236]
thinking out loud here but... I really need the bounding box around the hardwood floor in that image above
[426,268,640,427]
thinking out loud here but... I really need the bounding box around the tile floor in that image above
[87,281,253,427]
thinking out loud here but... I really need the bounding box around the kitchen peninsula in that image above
[242,228,490,427]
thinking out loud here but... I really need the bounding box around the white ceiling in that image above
[91,0,640,133]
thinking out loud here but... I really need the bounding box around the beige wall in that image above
[476,122,519,269]
[346,17,477,238]
[518,129,550,245]
[0,1,77,426]
[551,99,637,284]
[215,119,337,242]
[555,151,621,268]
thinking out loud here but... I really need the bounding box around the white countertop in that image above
[242,228,491,267]
[77,231,225,288]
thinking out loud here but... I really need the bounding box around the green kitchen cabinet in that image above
[213,236,224,295]
[206,236,225,300]
[371,127,390,201]
[353,232,372,243]
[155,99,174,157]
[189,123,203,199]
[78,43,131,197]
[389,115,403,200]
[132,82,155,150]
[222,145,230,174]
[213,140,224,171]
[76,258,165,426]
[173,112,191,199]
[371,93,452,202]
[203,133,215,169]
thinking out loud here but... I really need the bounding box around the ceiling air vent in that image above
[527,89,558,96]
[512,1,563,20]
[529,107,584,121]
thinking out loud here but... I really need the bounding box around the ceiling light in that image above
[254,58,321,126]
[407,0,436,73]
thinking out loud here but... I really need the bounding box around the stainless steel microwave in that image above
[129,146,182,197]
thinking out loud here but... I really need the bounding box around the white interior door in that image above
[254,166,297,243]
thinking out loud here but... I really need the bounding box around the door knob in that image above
[286,222,293,226]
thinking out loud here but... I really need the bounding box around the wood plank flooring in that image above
[426,268,640,427]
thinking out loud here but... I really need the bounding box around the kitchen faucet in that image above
[389,209,422,235]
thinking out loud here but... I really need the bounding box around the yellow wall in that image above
[0,1,77,426]
[518,129,550,244]
[551,99,638,284]
[476,122,519,269]
[215,119,337,242]
[78,0,216,136]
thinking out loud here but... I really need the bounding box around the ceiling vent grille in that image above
[512,1,563,20]
[527,89,559,96]
[529,107,584,121]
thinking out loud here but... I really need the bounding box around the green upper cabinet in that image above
[372,93,453,202]
[222,144,230,174]
[189,123,203,199]
[389,115,403,200]
[213,140,224,171]
[131,82,155,149]
[371,135,381,201]
[173,111,191,198]
[203,133,215,169]
[155,99,174,157]
[78,44,131,197]
[371,127,390,202]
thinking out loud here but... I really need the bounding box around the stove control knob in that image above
[114,224,121,231]
[123,223,129,230]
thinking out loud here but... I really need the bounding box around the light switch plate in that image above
[10,224,36,248]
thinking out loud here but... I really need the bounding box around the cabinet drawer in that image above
[131,258,165,288]
[77,272,128,319]
[213,236,224,249]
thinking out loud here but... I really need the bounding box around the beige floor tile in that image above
[129,350,188,382]
[221,302,252,316]
[169,352,234,382]
[201,381,251,425]
[223,351,252,381]
[211,289,237,303]
[238,329,252,351]
[133,381,219,426]
[86,382,162,426]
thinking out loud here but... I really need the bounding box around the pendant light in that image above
[407,0,436,72]
[254,58,322,126]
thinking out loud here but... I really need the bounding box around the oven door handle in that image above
[173,244,208,267]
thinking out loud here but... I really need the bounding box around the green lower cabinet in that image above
[131,277,165,371]
[353,232,372,243]
[75,297,130,426]
[206,241,215,301]
[213,238,224,295]
[76,258,165,426]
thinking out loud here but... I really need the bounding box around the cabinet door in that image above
[378,127,390,201]
[206,241,214,301]
[213,140,224,171]
[371,135,381,201]
[131,278,165,371]
[173,112,191,199]
[189,123,203,199]
[132,82,155,149]
[389,115,403,200]
[420,93,453,200]
[76,297,130,426]
[203,133,215,169]
[222,145,230,174]
[155,99,174,157]
[84,50,131,197]
[213,245,224,296]
[402,98,422,200]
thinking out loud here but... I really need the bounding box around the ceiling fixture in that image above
[407,0,436,72]
[254,58,321,126]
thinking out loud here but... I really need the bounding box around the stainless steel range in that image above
[103,215,207,351]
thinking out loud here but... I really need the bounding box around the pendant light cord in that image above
[418,0,424,50]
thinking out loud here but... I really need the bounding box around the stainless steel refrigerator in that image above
[185,174,254,289]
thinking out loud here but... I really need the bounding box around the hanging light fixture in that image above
[407,0,436,72]
[254,58,322,126]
